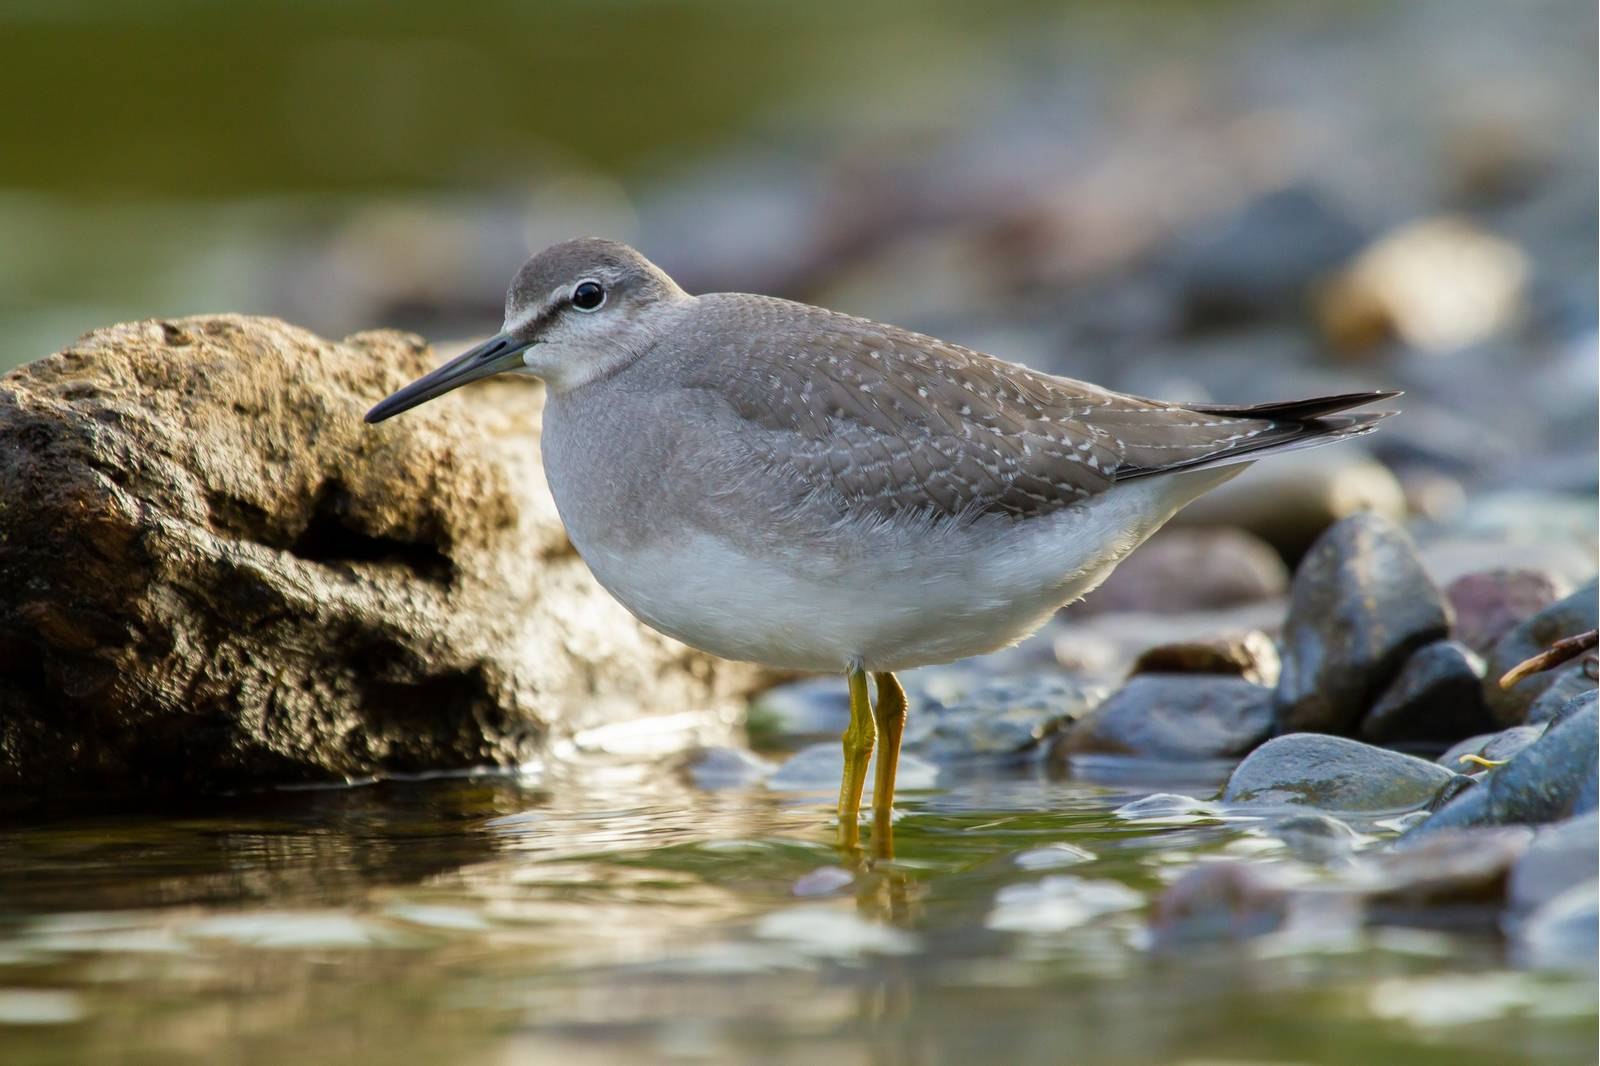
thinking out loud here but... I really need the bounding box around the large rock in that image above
[1222,733,1458,812]
[1274,513,1452,734]
[1483,580,1598,725]
[0,316,766,800]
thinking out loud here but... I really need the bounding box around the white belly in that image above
[568,468,1241,673]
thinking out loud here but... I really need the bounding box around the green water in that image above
[1,759,1592,1065]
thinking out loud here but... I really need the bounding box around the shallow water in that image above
[1,756,1593,1065]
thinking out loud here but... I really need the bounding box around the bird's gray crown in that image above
[504,237,684,331]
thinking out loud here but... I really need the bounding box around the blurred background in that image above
[3,0,1595,544]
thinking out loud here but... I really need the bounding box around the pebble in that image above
[1438,725,1544,775]
[1052,674,1274,761]
[1275,514,1452,735]
[1147,862,1299,950]
[1524,667,1598,725]
[1483,578,1598,725]
[679,746,777,790]
[1508,813,1599,914]
[1511,881,1599,973]
[985,876,1144,934]
[1174,450,1407,561]
[1405,696,1598,837]
[1264,813,1366,864]
[1128,630,1281,686]
[764,742,940,794]
[1316,216,1528,354]
[1371,826,1534,904]
[1169,184,1368,329]
[903,673,1103,762]
[1445,568,1569,655]
[1359,640,1493,744]
[1223,734,1458,812]
[1079,527,1288,614]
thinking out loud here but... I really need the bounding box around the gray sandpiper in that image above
[365,237,1397,853]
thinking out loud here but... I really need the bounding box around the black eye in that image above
[571,280,605,312]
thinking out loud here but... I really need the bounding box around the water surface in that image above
[1,757,1592,1064]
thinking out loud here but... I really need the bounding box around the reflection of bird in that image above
[367,238,1398,853]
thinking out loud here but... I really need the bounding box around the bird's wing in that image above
[684,294,1392,522]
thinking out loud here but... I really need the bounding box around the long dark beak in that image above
[364,333,532,423]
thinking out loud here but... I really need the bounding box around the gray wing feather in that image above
[682,294,1394,522]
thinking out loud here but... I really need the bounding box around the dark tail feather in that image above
[1184,389,1402,422]
[1115,393,1401,481]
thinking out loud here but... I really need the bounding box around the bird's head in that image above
[365,238,687,423]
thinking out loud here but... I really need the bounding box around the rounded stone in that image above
[1274,513,1452,735]
[1484,579,1598,725]
[1445,568,1569,655]
[1359,640,1493,744]
[1223,733,1457,812]
[1129,630,1281,687]
[1406,696,1599,836]
[1053,674,1274,761]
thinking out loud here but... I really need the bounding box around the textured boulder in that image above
[0,316,765,800]
[1274,513,1451,734]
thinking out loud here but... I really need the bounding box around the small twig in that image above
[1499,629,1600,689]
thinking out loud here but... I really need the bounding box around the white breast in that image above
[567,466,1242,673]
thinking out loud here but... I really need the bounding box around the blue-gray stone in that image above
[1510,813,1599,913]
[1439,725,1545,774]
[1527,668,1599,724]
[1360,639,1492,743]
[1485,579,1597,725]
[1223,733,1457,812]
[1406,697,1598,838]
[1054,674,1274,761]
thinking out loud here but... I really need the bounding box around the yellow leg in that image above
[870,671,907,859]
[837,665,876,849]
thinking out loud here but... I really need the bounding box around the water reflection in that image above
[0,758,1594,1065]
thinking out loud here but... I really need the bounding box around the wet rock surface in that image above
[1052,674,1273,761]
[0,317,764,799]
[1484,580,1599,725]
[1359,640,1493,744]
[1406,697,1599,837]
[1439,725,1544,775]
[1274,514,1452,735]
[1223,734,1458,812]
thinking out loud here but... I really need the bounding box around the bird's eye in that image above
[571,280,606,312]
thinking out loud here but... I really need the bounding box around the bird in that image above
[365,237,1397,854]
